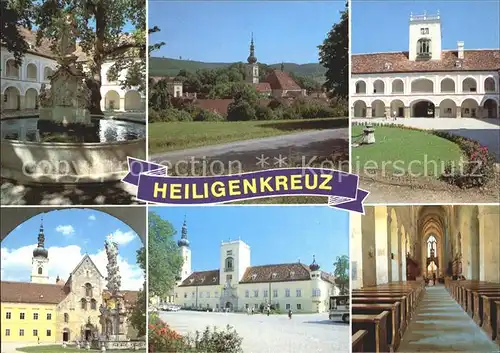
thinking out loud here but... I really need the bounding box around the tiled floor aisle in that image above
[398,285,500,352]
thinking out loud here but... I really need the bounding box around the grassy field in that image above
[16,346,143,353]
[351,125,464,176]
[149,117,347,154]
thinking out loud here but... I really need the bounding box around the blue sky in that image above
[352,0,500,54]
[149,0,344,64]
[1,209,144,290]
[149,206,349,273]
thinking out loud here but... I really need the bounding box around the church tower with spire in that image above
[178,217,192,282]
[245,33,259,84]
[31,216,49,284]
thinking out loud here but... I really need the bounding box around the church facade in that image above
[351,12,500,119]
[171,220,338,313]
[0,220,139,344]
[0,27,145,115]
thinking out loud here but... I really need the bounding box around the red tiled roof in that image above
[194,99,232,115]
[1,281,68,304]
[352,49,500,74]
[264,70,302,90]
[255,82,272,92]
[179,270,220,287]
[240,263,312,284]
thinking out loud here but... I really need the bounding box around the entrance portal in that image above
[85,329,91,341]
[62,329,70,342]
[412,101,435,118]
[225,302,233,310]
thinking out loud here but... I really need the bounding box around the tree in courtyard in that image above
[333,254,349,295]
[147,211,183,299]
[0,0,34,66]
[129,244,146,337]
[149,79,172,110]
[34,0,146,114]
[318,1,348,98]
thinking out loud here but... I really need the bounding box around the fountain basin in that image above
[1,138,145,184]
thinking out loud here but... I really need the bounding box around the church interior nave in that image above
[350,205,500,352]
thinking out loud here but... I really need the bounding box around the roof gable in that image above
[71,254,104,279]
[264,70,302,91]
[179,270,220,287]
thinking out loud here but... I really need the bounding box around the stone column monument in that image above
[39,13,91,125]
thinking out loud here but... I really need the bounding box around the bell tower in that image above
[31,216,49,284]
[177,216,192,282]
[245,33,259,84]
[408,11,442,61]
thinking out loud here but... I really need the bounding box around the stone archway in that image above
[371,100,385,118]
[440,78,455,93]
[353,100,367,118]
[124,90,142,111]
[5,59,20,78]
[355,80,366,94]
[439,99,457,118]
[484,77,496,93]
[62,328,70,342]
[104,90,121,111]
[411,100,435,118]
[411,78,434,94]
[483,99,498,118]
[461,98,479,118]
[26,63,38,81]
[0,207,146,243]
[225,302,233,310]
[389,99,404,118]
[373,80,385,94]
[462,77,477,93]
[25,88,39,110]
[3,87,21,110]
[391,79,404,94]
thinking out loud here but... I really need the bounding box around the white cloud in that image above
[88,215,96,221]
[108,229,136,245]
[55,225,75,237]
[1,244,143,291]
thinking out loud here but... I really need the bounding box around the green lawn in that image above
[351,126,464,177]
[16,345,143,353]
[149,118,347,154]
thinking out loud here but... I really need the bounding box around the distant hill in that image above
[149,57,326,83]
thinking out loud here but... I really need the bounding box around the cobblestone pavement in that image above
[159,311,349,353]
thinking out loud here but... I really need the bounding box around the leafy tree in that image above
[129,245,146,337]
[34,0,146,114]
[227,100,256,121]
[148,211,183,298]
[333,254,349,295]
[318,1,348,98]
[149,79,172,110]
[0,0,33,66]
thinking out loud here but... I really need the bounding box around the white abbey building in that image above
[0,28,145,115]
[351,12,500,119]
[172,219,338,313]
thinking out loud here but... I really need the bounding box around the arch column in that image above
[119,97,125,111]
[456,108,462,118]
[366,107,372,118]
[477,206,500,282]
[404,106,410,119]
[351,213,363,289]
[374,206,389,284]
[434,106,440,118]
[399,227,406,281]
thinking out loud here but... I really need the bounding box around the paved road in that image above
[159,311,348,353]
[354,118,500,160]
[150,129,349,175]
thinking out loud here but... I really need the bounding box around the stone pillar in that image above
[351,213,363,289]
[119,97,125,111]
[101,99,106,112]
[434,106,440,118]
[366,107,373,119]
[456,107,462,118]
[478,206,500,282]
[350,106,355,119]
[19,95,26,110]
[399,227,406,281]
[385,106,391,118]
[361,207,377,287]
[374,206,389,285]
[404,106,411,119]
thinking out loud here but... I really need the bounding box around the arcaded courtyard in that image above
[159,311,349,353]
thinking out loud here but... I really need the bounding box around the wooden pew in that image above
[352,330,368,352]
[495,301,500,345]
[464,286,500,313]
[352,311,390,353]
[480,295,500,341]
[470,290,500,324]
[352,291,414,320]
[352,302,401,351]
[352,296,408,333]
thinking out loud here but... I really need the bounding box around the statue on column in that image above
[105,235,121,294]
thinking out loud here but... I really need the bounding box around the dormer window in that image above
[251,274,257,280]
[384,62,392,70]
[455,60,462,68]
[201,277,205,283]
[290,271,295,277]
[189,278,194,284]
[212,277,217,282]
[271,272,277,279]
[417,39,432,59]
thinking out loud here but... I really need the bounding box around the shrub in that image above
[255,105,275,120]
[186,325,243,353]
[281,106,300,120]
[193,109,225,122]
[159,108,193,122]
[148,317,187,353]
[227,100,256,121]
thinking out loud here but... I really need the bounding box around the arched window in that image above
[84,283,92,297]
[225,257,234,271]
[38,267,43,275]
[417,39,431,57]
[80,298,87,310]
[90,299,97,310]
[64,313,69,323]
[427,235,437,258]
